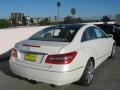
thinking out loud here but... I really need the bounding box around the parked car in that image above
[96,24,120,45]
[9,24,116,86]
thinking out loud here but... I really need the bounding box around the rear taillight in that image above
[11,48,17,58]
[45,51,77,64]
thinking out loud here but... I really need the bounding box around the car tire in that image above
[110,44,116,58]
[77,59,94,86]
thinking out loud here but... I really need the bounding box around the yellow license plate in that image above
[24,53,37,62]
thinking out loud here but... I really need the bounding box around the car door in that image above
[93,27,112,63]
[81,27,104,67]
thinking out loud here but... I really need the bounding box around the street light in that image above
[57,0,61,24]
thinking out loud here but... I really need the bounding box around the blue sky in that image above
[0,0,120,19]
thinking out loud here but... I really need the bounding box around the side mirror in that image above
[107,34,113,38]
[112,29,115,33]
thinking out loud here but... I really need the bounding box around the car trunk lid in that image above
[14,40,69,70]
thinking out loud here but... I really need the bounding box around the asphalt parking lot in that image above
[0,47,120,90]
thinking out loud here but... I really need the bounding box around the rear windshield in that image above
[29,25,82,42]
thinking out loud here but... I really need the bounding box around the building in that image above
[11,12,24,23]
[26,16,31,25]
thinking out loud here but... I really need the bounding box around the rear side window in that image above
[93,27,107,38]
[81,27,97,42]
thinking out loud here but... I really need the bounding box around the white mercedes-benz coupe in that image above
[9,24,116,86]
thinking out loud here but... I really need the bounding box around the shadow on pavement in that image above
[0,59,40,84]
[0,51,28,83]
[0,49,11,62]
[0,60,22,79]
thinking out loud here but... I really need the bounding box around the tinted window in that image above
[29,25,82,42]
[113,24,120,31]
[81,27,97,42]
[96,25,113,33]
[93,27,107,38]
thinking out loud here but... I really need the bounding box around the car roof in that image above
[51,24,85,30]
[96,23,112,26]
[95,24,120,28]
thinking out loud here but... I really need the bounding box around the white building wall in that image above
[0,26,48,55]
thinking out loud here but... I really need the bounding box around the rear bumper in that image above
[9,59,84,86]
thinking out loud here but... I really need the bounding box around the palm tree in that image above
[71,8,76,23]
[71,8,76,17]
[57,0,61,23]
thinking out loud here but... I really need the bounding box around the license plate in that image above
[24,53,37,62]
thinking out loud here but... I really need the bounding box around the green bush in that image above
[64,16,82,24]
[39,18,51,26]
[101,15,110,24]
[0,19,11,28]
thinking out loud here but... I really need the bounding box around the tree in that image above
[76,17,82,23]
[116,14,120,25]
[64,16,82,24]
[30,18,34,25]
[71,8,76,23]
[11,18,17,25]
[57,0,61,23]
[39,18,51,25]
[0,19,11,28]
[64,16,73,24]
[101,15,110,24]
[71,8,76,17]
[57,1,61,7]
[22,16,27,25]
